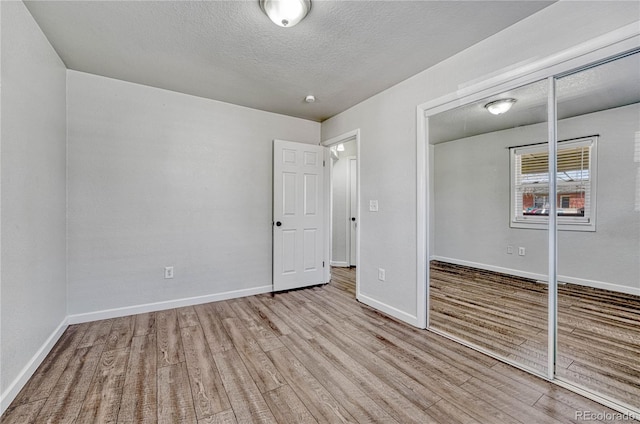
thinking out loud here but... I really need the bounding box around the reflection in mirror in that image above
[555,52,640,410]
[428,79,549,375]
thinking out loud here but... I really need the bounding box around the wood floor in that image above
[3,266,637,423]
[430,260,640,411]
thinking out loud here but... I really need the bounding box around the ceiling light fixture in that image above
[336,144,345,152]
[484,98,517,115]
[305,95,315,103]
[259,0,311,28]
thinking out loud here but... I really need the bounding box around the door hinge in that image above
[323,160,326,167]
[323,261,325,268]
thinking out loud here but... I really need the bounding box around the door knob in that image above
[276,221,282,227]
[351,217,356,221]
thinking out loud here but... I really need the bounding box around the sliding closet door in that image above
[428,79,550,375]
[555,52,640,410]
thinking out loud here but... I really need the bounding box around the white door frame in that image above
[321,129,361,297]
[348,156,357,267]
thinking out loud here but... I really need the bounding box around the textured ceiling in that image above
[24,0,554,122]
[428,51,640,144]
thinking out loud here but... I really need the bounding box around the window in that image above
[533,195,548,209]
[510,136,597,231]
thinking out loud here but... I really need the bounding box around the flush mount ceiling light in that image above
[260,0,311,28]
[336,144,345,152]
[484,98,517,115]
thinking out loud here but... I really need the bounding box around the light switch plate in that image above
[369,200,379,212]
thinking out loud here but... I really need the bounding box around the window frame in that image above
[510,136,597,231]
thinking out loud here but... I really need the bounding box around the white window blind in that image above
[510,136,597,231]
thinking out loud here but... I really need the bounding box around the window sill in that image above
[510,220,596,232]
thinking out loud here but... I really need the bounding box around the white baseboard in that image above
[431,256,640,297]
[557,275,640,297]
[68,285,273,324]
[357,293,421,328]
[1,317,69,414]
[330,261,349,267]
[431,256,547,282]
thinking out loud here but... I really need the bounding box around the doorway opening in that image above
[322,130,360,299]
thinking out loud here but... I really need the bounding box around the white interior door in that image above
[349,157,357,266]
[273,140,325,291]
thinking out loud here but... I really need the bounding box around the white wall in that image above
[66,71,320,316]
[433,104,639,293]
[331,140,357,265]
[321,2,640,323]
[0,0,67,404]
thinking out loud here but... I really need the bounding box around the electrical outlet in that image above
[507,245,514,255]
[164,266,174,279]
[518,247,526,256]
[378,268,385,281]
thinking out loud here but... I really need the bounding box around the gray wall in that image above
[321,1,640,320]
[66,71,320,315]
[1,0,68,399]
[433,104,639,293]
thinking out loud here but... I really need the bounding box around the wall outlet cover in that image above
[164,266,174,279]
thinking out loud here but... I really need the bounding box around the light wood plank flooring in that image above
[3,266,636,423]
[430,260,640,411]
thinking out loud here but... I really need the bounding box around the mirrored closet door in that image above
[555,52,640,411]
[427,50,640,414]
[428,79,550,376]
